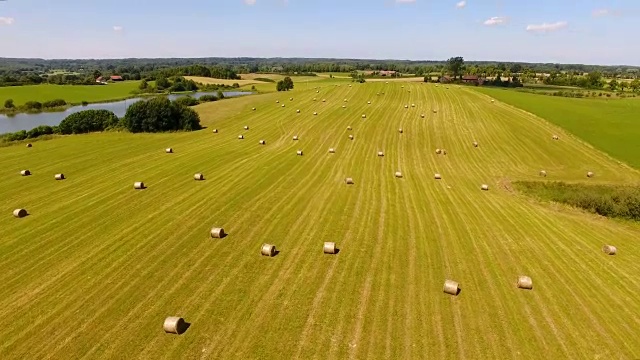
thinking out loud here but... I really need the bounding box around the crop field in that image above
[0,82,142,106]
[475,87,640,169]
[1,82,640,359]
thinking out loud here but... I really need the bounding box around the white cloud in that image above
[526,21,568,32]
[592,8,609,17]
[483,16,507,26]
[0,17,15,25]
[113,26,123,31]
[455,1,466,9]
[244,0,256,5]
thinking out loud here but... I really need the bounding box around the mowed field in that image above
[2,82,640,359]
[0,82,142,106]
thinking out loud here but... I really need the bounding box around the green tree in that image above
[609,78,618,91]
[630,79,640,93]
[59,110,119,134]
[4,99,15,109]
[447,57,465,79]
[93,70,102,79]
[139,79,148,90]
[586,71,604,89]
[619,81,627,92]
[276,76,294,91]
[122,97,201,133]
[155,76,171,90]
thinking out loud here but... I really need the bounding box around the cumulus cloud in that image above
[526,21,567,32]
[0,17,15,25]
[456,1,466,9]
[483,16,507,26]
[113,26,123,31]
[244,0,256,4]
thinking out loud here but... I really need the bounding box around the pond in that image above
[0,91,252,134]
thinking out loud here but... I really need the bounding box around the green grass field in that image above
[1,82,640,359]
[475,87,640,169]
[0,82,142,106]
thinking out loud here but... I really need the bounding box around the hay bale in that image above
[491,99,495,103]
[212,129,218,133]
[367,101,371,104]
[13,209,27,218]
[244,126,249,130]
[210,227,225,238]
[345,177,354,185]
[552,135,559,140]
[54,173,65,180]
[322,99,326,102]
[313,112,318,115]
[252,107,256,111]
[361,114,366,119]
[163,316,187,334]
[517,276,533,289]
[329,148,335,153]
[434,173,442,179]
[259,140,266,145]
[398,128,403,133]
[276,100,280,103]
[404,105,408,109]
[261,243,276,257]
[26,143,32,148]
[481,184,489,191]
[401,85,405,88]
[347,126,352,130]
[377,151,384,157]
[421,114,425,118]
[297,150,303,156]
[342,105,346,108]
[435,149,442,154]
[602,245,617,255]
[587,171,594,178]
[313,98,317,101]
[395,171,403,178]
[473,141,478,147]
[344,99,348,102]
[443,280,459,295]
[20,170,31,176]
[432,109,438,113]
[238,135,244,139]
[316,90,320,93]
[540,170,547,177]
[324,242,337,254]
[194,173,205,181]
[411,104,415,107]
[134,182,145,189]
[281,104,285,107]
[348,135,354,140]
[290,97,293,101]
[296,109,300,113]
[165,148,173,153]
[293,135,299,141]
[442,149,447,155]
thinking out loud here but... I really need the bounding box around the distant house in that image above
[439,75,453,83]
[379,70,397,77]
[110,75,124,82]
[95,76,108,85]
[462,75,484,85]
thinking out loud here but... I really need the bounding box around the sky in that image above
[0,0,638,65]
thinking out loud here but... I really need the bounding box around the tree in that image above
[609,79,618,91]
[139,79,148,90]
[447,57,465,79]
[121,97,201,133]
[93,70,102,79]
[4,99,15,109]
[619,81,627,92]
[586,71,604,89]
[155,76,171,90]
[630,79,640,93]
[59,110,119,134]
[276,76,294,91]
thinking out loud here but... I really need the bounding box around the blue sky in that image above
[0,0,637,65]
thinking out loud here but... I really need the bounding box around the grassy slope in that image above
[0,82,142,106]
[474,87,640,168]
[1,82,640,359]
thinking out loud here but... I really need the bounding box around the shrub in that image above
[174,96,200,107]
[58,109,119,134]
[23,101,43,110]
[81,101,89,106]
[42,99,67,108]
[232,83,240,88]
[27,125,54,138]
[4,99,15,109]
[121,97,201,133]
[198,95,218,102]
[6,130,28,141]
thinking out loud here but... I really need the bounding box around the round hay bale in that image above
[212,129,218,133]
[344,99,348,102]
[296,109,300,113]
[313,112,318,115]
[398,128,403,133]
[435,149,442,155]
[377,151,384,157]
[395,171,403,178]
[432,109,438,113]
[244,126,249,130]
[587,171,594,178]
[517,276,533,289]
[194,173,205,181]
[281,104,285,108]
[165,148,173,153]
[345,177,354,185]
[324,242,337,254]
[367,101,371,104]
[259,140,266,145]
[481,184,489,191]
[210,227,225,238]
[13,209,28,218]
[401,85,405,88]
[411,104,415,107]
[20,170,31,176]
[322,99,326,102]
[252,107,256,111]
[54,173,65,180]
[238,135,244,139]
[26,143,32,148]
[293,135,299,141]
[443,280,459,295]
[329,148,335,153]
[342,105,346,108]
[421,114,425,118]
[491,99,495,103]
[313,98,317,101]
[347,126,352,130]
[134,182,145,189]
[290,97,293,101]
[473,141,478,148]
[348,135,354,140]
[552,135,559,140]
[297,150,303,156]
[404,105,408,109]
[276,100,280,103]
[316,90,320,93]
[602,245,617,255]
[361,114,366,119]
[434,173,442,180]
[163,316,187,334]
[261,243,276,257]
[540,170,547,177]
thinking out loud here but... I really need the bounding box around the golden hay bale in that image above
[602,245,617,255]
[313,98,317,101]
[481,184,489,191]
[317,90,320,93]
[435,149,442,154]
[361,114,366,118]
[432,109,438,113]
[587,171,594,178]
[261,243,277,257]
[194,173,205,181]
[238,135,244,139]
[313,112,318,115]
[26,143,32,148]
[290,97,293,101]
[212,129,218,133]
[398,128,403,133]
[324,242,337,254]
[296,109,300,113]
[421,114,425,118]
[322,99,326,102]
[20,170,31,176]
[345,177,354,184]
[281,104,285,107]
[13,209,28,218]
[293,135,299,141]
[163,316,187,334]
[276,100,280,103]
[367,101,371,104]
[435,173,442,179]
[552,135,559,140]
[344,99,348,102]
[244,126,249,130]
[540,170,547,177]
[348,135,354,140]
[473,141,478,147]
[54,173,65,180]
[134,182,145,189]
[210,227,225,238]
[297,150,303,156]
[342,105,346,108]
[377,151,384,157]
[401,85,405,88]
[259,140,266,145]
[329,148,335,153]
[395,171,403,178]
[517,276,533,290]
[404,105,408,109]
[165,148,173,153]
[347,126,352,130]
[411,104,415,107]
[443,280,459,295]
[252,107,256,110]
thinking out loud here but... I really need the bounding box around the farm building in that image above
[110,75,124,82]
[462,75,484,85]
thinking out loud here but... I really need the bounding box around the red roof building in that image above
[110,75,123,81]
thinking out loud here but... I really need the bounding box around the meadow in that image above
[474,87,640,169]
[1,81,640,359]
[0,82,142,106]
